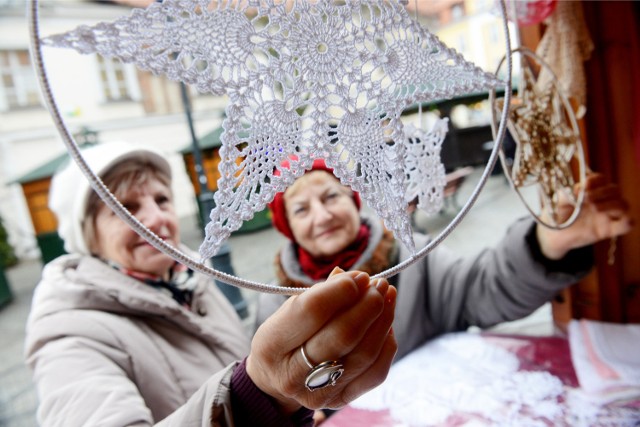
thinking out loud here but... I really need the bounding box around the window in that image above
[451,5,465,21]
[96,55,136,102]
[0,50,41,111]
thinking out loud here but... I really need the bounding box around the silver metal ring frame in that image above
[28,0,512,295]
[489,47,586,230]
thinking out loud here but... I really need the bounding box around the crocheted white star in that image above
[44,0,504,259]
[403,119,449,214]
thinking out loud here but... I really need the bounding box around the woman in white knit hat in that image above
[24,142,397,427]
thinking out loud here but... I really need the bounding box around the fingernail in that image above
[329,266,345,277]
[354,272,369,286]
[386,286,397,305]
[375,278,388,295]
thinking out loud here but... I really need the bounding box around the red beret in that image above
[269,158,361,241]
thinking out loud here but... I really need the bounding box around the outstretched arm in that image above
[536,173,633,260]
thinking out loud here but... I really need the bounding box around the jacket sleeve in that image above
[155,364,237,427]
[26,314,239,427]
[26,331,156,427]
[158,359,315,427]
[27,311,315,427]
[423,216,593,332]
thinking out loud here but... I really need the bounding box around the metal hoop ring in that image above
[27,0,513,294]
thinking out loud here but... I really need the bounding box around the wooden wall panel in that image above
[521,2,640,325]
[576,1,640,323]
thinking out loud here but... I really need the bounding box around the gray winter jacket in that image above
[257,216,592,359]
[25,253,251,427]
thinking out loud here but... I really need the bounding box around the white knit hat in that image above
[49,142,172,255]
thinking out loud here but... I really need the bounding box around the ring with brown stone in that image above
[300,345,345,392]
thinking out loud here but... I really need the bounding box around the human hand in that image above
[246,268,397,414]
[536,173,633,260]
[312,409,327,425]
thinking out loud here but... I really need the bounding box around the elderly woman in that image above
[24,143,397,427]
[257,159,633,361]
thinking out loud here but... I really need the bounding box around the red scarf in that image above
[297,224,370,281]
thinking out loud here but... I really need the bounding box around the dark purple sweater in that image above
[230,357,315,426]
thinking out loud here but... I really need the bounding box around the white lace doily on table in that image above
[29,0,512,294]
[350,333,640,426]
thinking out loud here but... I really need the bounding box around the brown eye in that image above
[324,192,340,203]
[156,195,170,205]
[123,202,139,214]
[293,206,308,216]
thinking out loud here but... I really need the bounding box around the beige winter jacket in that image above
[25,253,251,427]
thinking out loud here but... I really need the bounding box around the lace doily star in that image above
[504,67,579,224]
[403,119,448,215]
[43,0,504,259]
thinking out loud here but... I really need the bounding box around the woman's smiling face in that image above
[284,170,361,258]
[92,177,179,279]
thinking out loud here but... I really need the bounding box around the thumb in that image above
[328,266,346,277]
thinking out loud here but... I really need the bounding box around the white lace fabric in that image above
[536,0,594,115]
[403,119,448,214]
[43,0,504,260]
[350,333,640,426]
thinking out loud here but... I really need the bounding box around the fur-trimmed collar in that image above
[274,215,397,288]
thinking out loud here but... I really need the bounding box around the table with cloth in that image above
[324,328,640,426]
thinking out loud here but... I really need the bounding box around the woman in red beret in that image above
[259,159,632,363]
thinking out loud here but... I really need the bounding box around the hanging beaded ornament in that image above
[490,48,586,229]
[29,0,512,294]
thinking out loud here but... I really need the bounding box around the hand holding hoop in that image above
[246,269,397,412]
[535,173,633,260]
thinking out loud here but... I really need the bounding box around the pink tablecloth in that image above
[324,333,639,426]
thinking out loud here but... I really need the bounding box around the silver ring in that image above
[300,345,344,392]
